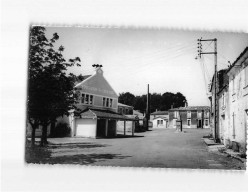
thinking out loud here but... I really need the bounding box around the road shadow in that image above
[48,143,109,149]
[25,142,131,165]
[96,134,144,139]
[46,153,132,165]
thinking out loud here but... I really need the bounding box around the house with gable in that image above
[69,66,136,138]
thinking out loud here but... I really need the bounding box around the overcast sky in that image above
[45,27,248,106]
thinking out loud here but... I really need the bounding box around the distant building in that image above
[150,110,169,120]
[150,110,169,128]
[168,106,210,129]
[118,103,133,115]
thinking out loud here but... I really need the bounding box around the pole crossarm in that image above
[201,52,217,54]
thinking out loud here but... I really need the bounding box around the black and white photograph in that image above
[1,0,248,192]
[25,26,248,170]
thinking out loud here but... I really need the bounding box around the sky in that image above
[45,27,248,107]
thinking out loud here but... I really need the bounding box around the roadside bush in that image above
[50,122,71,138]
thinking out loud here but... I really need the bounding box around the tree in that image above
[27,26,81,146]
[118,92,136,107]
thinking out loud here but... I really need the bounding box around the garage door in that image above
[75,118,97,137]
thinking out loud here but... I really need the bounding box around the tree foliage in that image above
[118,91,187,113]
[27,26,81,146]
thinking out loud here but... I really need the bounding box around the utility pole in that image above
[197,38,219,143]
[146,84,150,131]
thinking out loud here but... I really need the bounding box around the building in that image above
[208,47,248,154]
[150,110,169,128]
[150,110,169,120]
[152,116,168,128]
[225,47,248,152]
[209,69,228,142]
[27,67,136,138]
[217,69,229,145]
[117,103,133,115]
[168,106,210,129]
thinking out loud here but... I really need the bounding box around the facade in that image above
[152,116,168,128]
[150,110,169,128]
[27,67,135,138]
[209,47,248,153]
[150,110,169,120]
[225,47,248,152]
[168,106,210,129]
[72,67,135,138]
[118,103,133,115]
[209,69,228,141]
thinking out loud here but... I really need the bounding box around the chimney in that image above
[171,105,173,109]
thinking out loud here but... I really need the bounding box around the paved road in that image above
[40,128,244,170]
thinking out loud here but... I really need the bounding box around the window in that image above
[81,93,93,105]
[81,93,85,103]
[232,77,235,94]
[222,93,225,107]
[205,119,209,126]
[119,107,123,114]
[109,99,113,107]
[102,97,106,106]
[245,67,248,86]
[102,97,113,108]
[160,120,163,125]
[205,111,209,118]
[197,111,202,118]
[126,108,129,114]
[187,111,191,118]
[174,111,179,118]
[187,119,191,127]
[106,98,109,107]
[89,95,93,104]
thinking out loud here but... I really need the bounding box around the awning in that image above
[75,108,137,121]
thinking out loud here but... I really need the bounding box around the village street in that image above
[26,128,245,170]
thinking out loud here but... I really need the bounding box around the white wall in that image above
[75,118,97,138]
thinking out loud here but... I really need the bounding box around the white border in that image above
[1,0,248,192]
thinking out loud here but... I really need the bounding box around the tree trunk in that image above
[31,125,36,146]
[40,122,48,146]
[50,120,56,137]
[29,119,38,147]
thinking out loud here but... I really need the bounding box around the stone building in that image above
[208,47,248,153]
[168,106,210,129]
[225,47,248,152]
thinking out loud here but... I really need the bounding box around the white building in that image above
[225,47,248,152]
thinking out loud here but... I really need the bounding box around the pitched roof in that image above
[153,116,168,120]
[169,106,210,111]
[75,107,136,121]
[226,47,248,74]
[150,111,168,115]
[118,103,133,108]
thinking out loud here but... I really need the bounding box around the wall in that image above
[228,66,248,152]
[152,118,167,128]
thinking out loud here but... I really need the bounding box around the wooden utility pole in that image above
[197,38,219,142]
[146,84,150,131]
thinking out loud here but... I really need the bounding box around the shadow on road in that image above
[25,142,131,165]
[96,134,144,139]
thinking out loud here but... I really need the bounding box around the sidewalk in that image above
[203,138,247,164]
